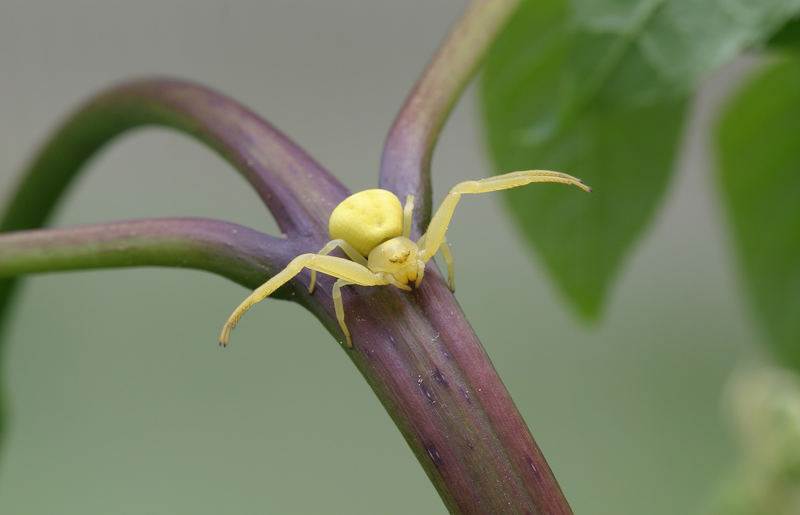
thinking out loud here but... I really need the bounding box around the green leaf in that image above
[769,16,800,50]
[480,0,684,319]
[716,58,800,369]
[481,0,800,319]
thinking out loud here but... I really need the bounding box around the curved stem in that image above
[0,78,349,238]
[0,218,292,291]
[379,0,521,237]
[0,76,350,335]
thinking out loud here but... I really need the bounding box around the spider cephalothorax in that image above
[219,170,590,347]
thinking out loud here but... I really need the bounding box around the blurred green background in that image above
[0,1,767,513]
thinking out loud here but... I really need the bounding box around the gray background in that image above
[0,1,764,513]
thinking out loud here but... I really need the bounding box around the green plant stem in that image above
[380,0,522,236]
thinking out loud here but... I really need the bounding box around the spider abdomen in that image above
[329,189,404,256]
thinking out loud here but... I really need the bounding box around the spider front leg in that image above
[403,194,414,238]
[418,170,591,262]
[416,233,454,291]
[439,235,454,291]
[220,253,389,347]
[308,239,366,294]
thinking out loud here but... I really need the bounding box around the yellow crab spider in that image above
[219,170,591,348]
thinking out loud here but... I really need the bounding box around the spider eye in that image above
[389,249,410,264]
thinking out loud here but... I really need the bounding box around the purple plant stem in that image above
[295,261,570,513]
[374,0,570,510]
[1,78,348,238]
[1,2,573,509]
[1,216,571,512]
[0,218,292,291]
[380,0,521,237]
[0,77,348,328]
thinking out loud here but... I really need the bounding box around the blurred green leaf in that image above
[716,58,800,369]
[481,0,800,319]
[769,16,800,50]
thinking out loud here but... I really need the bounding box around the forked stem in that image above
[1,3,575,513]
